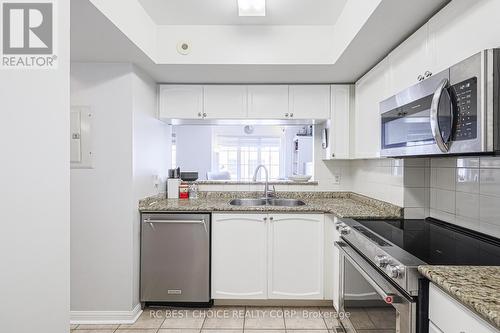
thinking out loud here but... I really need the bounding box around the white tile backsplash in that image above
[430,167,456,191]
[401,156,500,239]
[479,169,500,197]
[456,168,479,193]
[455,192,479,219]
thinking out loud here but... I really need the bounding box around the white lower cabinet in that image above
[268,213,324,299]
[429,283,498,333]
[212,213,325,300]
[211,213,268,299]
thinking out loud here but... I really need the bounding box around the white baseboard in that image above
[70,303,142,325]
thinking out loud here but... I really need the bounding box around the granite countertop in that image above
[418,265,500,330]
[138,191,403,219]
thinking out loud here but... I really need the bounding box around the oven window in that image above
[343,259,397,332]
[381,95,435,149]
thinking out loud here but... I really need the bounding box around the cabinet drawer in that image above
[429,283,497,333]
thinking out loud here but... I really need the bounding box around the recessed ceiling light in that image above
[238,0,266,17]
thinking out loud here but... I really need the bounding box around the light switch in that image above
[70,106,94,169]
[70,111,82,163]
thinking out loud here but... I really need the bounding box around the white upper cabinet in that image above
[429,0,500,75]
[203,85,248,119]
[158,85,203,120]
[324,85,353,160]
[388,23,432,96]
[289,85,330,120]
[353,58,390,159]
[211,213,268,299]
[268,214,324,299]
[248,85,289,119]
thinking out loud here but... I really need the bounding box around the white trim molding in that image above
[70,303,142,325]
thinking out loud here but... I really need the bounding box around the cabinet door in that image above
[212,213,268,299]
[248,85,289,119]
[158,85,203,120]
[268,214,324,299]
[353,58,390,159]
[388,23,431,96]
[429,283,498,333]
[203,85,247,119]
[326,85,352,159]
[428,0,500,75]
[289,85,330,120]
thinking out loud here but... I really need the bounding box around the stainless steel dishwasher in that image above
[140,213,211,307]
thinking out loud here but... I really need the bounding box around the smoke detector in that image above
[177,41,191,55]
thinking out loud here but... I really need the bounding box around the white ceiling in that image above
[138,0,348,25]
[72,0,450,83]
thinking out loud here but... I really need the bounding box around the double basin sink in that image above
[229,198,306,207]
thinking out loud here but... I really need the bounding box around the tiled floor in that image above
[70,306,345,333]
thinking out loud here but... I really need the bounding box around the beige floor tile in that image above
[244,307,285,330]
[118,310,164,329]
[284,307,327,330]
[364,307,396,329]
[115,330,157,333]
[346,308,375,330]
[202,306,245,330]
[319,307,342,329]
[286,329,328,333]
[158,329,201,333]
[245,330,285,333]
[161,309,206,329]
[70,330,115,333]
[76,324,119,330]
[201,330,242,333]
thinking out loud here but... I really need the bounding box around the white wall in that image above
[70,63,169,315]
[0,1,70,333]
[71,63,135,311]
[131,66,171,305]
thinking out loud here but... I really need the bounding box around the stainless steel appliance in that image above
[140,213,211,307]
[380,49,500,157]
[334,218,500,333]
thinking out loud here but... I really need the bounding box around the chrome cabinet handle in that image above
[424,70,432,78]
[198,112,202,117]
[430,78,452,153]
[263,217,267,221]
[284,113,289,117]
[417,75,424,81]
[203,112,207,118]
[290,113,294,117]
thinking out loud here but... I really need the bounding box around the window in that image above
[214,136,281,180]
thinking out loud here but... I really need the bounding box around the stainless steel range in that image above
[334,218,500,333]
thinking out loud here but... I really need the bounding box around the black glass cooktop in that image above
[357,218,500,265]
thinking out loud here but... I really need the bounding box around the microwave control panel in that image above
[451,77,477,141]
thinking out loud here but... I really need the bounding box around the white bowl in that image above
[289,175,312,182]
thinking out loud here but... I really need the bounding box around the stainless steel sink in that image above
[229,198,267,206]
[267,198,306,207]
[229,198,306,207]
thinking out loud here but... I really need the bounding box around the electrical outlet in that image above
[333,174,341,185]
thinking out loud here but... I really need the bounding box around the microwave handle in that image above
[430,78,452,153]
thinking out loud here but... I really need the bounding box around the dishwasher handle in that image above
[144,218,208,233]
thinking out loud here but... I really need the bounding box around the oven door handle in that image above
[430,78,452,153]
[335,241,402,304]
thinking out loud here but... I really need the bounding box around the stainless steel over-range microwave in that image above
[380,49,500,157]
